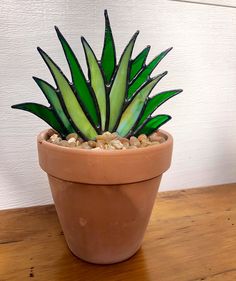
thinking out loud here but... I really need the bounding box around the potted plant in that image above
[12,10,182,264]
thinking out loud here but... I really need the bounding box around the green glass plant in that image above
[12,10,182,140]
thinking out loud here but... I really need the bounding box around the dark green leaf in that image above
[130,46,150,81]
[101,10,116,84]
[136,89,182,128]
[55,27,99,128]
[134,114,172,136]
[128,47,172,99]
[11,103,67,136]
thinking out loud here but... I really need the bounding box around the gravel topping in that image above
[47,131,166,150]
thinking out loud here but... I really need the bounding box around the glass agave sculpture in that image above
[12,10,182,140]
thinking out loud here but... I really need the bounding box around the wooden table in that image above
[1,183,236,281]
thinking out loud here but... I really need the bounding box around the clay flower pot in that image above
[37,129,173,264]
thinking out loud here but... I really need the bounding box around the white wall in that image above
[0,0,236,210]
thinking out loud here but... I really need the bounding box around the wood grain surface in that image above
[0,183,236,281]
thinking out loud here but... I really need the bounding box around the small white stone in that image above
[50,134,59,142]
[129,136,141,147]
[110,139,123,149]
[68,137,76,144]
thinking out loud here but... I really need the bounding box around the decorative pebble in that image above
[77,137,84,143]
[103,131,116,141]
[59,140,70,147]
[76,140,81,147]
[110,139,123,150]
[80,142,91,149]
[158,136,166,143]
[138,134,148,142]
[148,132,159,142]
[49,134,59,143]
[104,143,116,150]
[140,139,152,147]
[129,136,141,147]
[66,133,78,141]
[88,140,97,148]
[68,137,76,144]
[47,131,166,150]
[96,140,105,149]
[112,132,119,139]
[149,132,165,143]
[119,138,130,148]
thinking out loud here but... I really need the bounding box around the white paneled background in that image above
[0,0,236,210]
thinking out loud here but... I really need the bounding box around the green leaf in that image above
[108,31,139,131]
[130,46,150,81]
[11,103,67,137]
[33,77,75,134]
[101,10,116,84]
[55,27,100,128]
[128,47,172,99]
[116,72,167,137]
[136,89,182,128]
[38,47,97,140]
[82,37,107,131]
[134,114,171,136]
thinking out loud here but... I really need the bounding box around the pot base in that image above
[68,243,141,265]
[48,175,161,264]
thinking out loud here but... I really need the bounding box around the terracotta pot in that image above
[37,129,173,264]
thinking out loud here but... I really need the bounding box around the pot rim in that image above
[37,128,173,156]
[38,128,173,184]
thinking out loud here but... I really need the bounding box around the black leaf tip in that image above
[129,30,139,43]
[54,26,63,39]
[37,46,43,54]
[32,76,42,85]
[81,36,89,46]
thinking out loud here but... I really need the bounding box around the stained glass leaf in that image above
[55,27,99,128]
[136,89,182,128]
[116,72,167,137]
[33,77,75,133]
[101,10,116,84]
[38,47,98,140]
[82,37,106,131]
[128,47,172,99]
[108,31,139,131]
[11,103,67,137]
[130,46,150,81]
[134,114,171,136]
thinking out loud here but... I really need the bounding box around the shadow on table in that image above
[54,247,152,281]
